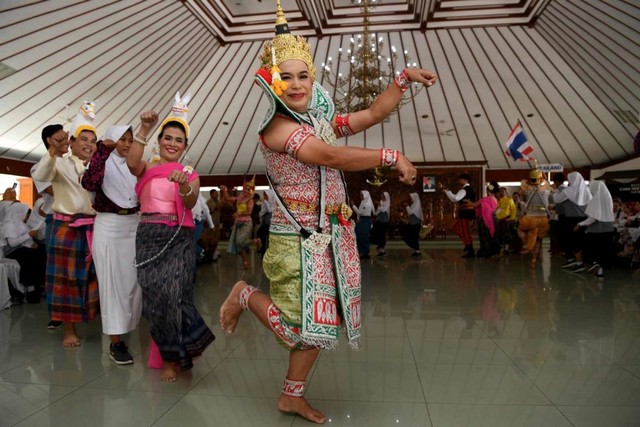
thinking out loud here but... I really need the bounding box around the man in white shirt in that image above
[30,124,69,328]
[32,120,98,347]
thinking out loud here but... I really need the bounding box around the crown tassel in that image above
[270,47,288,96]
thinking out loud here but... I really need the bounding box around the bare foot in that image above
[62,332,81,347]
[219,280,248,334]
[160,362,178,382]
[62,324,81,348]
[277,394,326,424]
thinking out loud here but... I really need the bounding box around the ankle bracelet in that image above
[282,378,305,397]
[239,285,259,310]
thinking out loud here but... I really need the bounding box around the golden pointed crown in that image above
[244,174,256,189]
[258,0,316,82]
[529,159,543,183]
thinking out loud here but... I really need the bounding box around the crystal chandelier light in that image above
[321,0,423,114]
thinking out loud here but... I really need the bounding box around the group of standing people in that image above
[352,190,424,259]
[443,165,620,278]
[27,94,214,382]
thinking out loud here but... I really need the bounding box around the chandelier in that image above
[321,0,424,114]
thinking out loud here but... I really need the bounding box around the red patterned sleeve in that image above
[285,125,314,159]
[81,141,113,192]
[334,114,354,138]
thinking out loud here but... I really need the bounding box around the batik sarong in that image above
[136,223,215,370]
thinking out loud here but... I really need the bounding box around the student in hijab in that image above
[1,202,46,303]
[554,171,591,268]
[353,190,375,259]
[573,181,615,278]
[257,190,274,256]
[81,125,141,365]
[401,192,423,257]
[371,192,391,257]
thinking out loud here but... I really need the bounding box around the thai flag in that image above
[505,121,534,161]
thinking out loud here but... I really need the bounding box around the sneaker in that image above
[377,251,387,257]
[411,251,422,257]
[109,341,134,365]
[570,263,585,273]
[47,321,63,330]
[587,263,600,274]
[561,259,577,268]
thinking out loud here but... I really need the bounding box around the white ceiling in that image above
[0,0,638,175]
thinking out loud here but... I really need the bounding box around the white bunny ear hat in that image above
[69,99,97,138]
[160,91,191,137]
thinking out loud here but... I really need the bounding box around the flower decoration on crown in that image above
[256,0,316,95]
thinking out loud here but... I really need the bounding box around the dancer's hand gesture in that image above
[140,111,159,131]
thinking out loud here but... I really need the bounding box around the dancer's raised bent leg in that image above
[219,281,273,333]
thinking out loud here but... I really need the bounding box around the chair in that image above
[0,242,23,309]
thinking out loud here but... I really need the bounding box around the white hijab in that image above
[585,181,614,223]
[407,193,423,220]
[0,202,33,248]
[377,192,390,215]
[100,125,138,209]
[563,171,592,206]
[357,190,375,216]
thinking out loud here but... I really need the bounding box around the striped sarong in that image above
[136,223,215,370]
[46,217,98,323]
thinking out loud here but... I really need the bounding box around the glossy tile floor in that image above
[1,242,640,426]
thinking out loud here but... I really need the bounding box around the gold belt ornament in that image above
[283,198,345,215]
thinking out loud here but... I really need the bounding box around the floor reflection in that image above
[1,245,639,426]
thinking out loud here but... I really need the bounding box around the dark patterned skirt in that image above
[136,223,215,370]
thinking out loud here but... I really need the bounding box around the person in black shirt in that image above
[444,174,476,257]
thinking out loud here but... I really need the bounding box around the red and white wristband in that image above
[394,69,411,93]
[380,148,399,167]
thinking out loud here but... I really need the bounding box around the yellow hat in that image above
[160,92,191,138]
[69,99,97,139]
